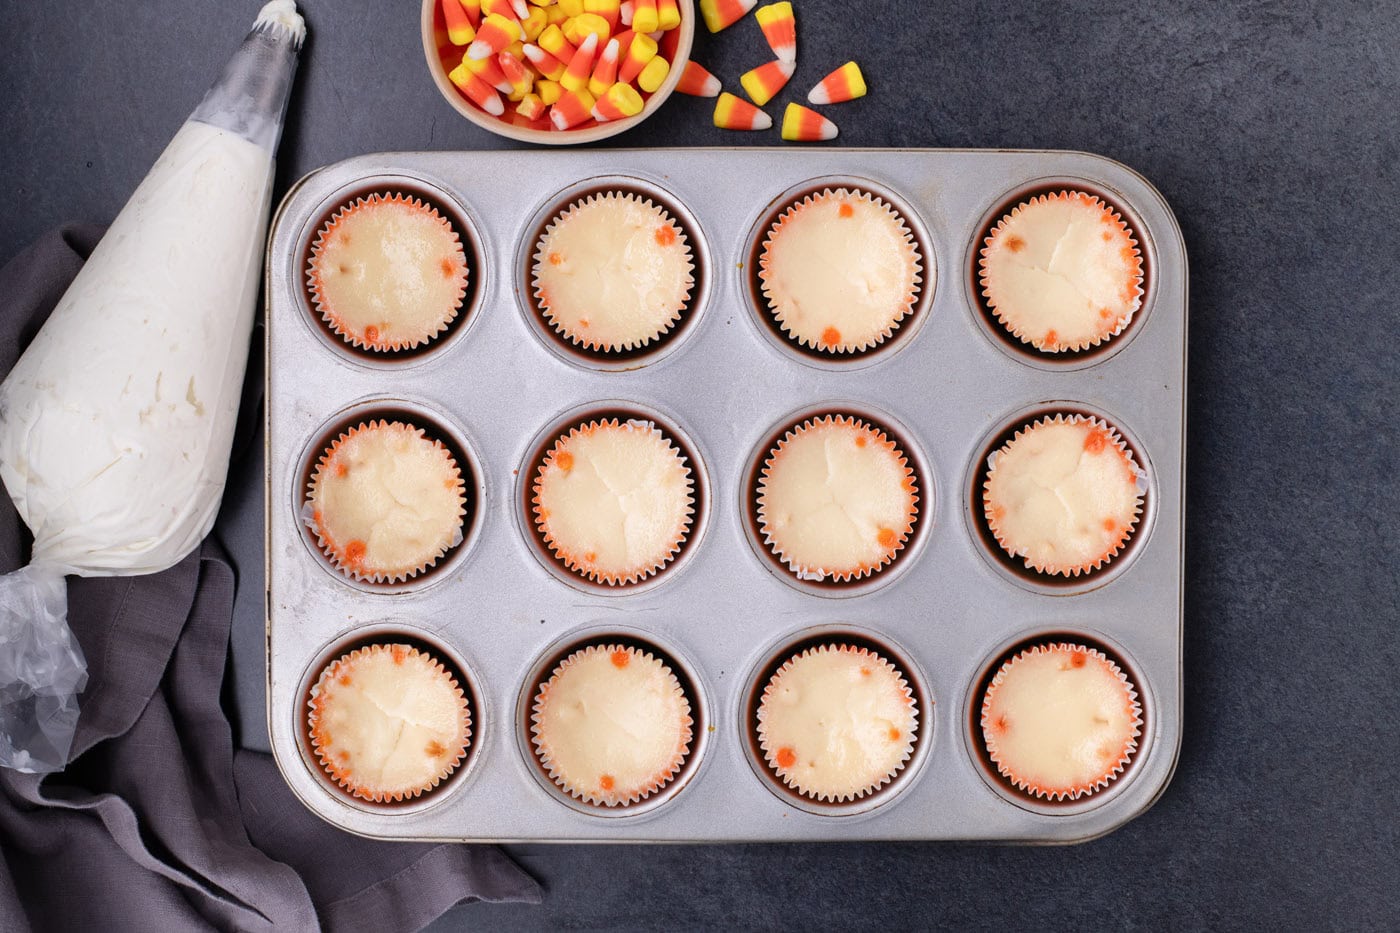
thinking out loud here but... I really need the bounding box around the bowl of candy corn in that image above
[423,0,695,144]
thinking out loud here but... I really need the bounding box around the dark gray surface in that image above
[2,0,1398,930]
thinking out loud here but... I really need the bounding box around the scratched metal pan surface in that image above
[264,148,1187,843]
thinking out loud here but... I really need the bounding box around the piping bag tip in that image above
[254,0,306,48]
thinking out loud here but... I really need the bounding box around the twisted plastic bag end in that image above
[0,565,86,773]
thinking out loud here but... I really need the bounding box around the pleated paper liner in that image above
[520,180,708,370]
[523,405,705,593]
[970,633,1146,809]
[306,641,472,805]
[981,412,1147,579]
[297,401,481,592]
[304,419,466,584]
[969,180,1153,367]
[299,179,482,364]
[519,630,708,817]
[743,629,931,816]
[750,182,929,364]
[967,404,1154,594]
[756,644,918,802]
[530,644,694,808]
[531,190,696,354]
[746,406,928,595]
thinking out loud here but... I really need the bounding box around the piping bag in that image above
[0,2,304,772]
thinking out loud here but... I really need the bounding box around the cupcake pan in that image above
[265,149,1186,843]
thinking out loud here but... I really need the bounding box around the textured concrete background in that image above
[2,0,1398,929]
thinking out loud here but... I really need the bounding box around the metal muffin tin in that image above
[265,148,1187,843]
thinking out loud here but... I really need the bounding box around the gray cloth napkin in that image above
[0,226,542,932]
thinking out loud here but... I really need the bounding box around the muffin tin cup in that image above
[515,625,711,820]
[742,175,937,372]
[965,176,1157,372]
[962,627,1155,818]
[963,401,1158,597]
[516,175,710,373]
[293,623,485,817]
[293,396,485,595]
[293,173,487,370]
[741,401,934,598]
[739,625,934,819]
[266,149,1186,843]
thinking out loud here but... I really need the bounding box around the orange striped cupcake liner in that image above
[305,420,467,583]
[307,643,471,803]
[530,418,695,586]
[756,414,919,583]
[980,642,1142,801]
[977,190,1144,353]
[755,644,918,802]
[530,191,695,353]
[530,644,694,807]
[757,187,922,354]
[306,192,469,352]
[982,413,1145,577]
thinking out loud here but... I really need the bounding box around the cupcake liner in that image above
[980,642,1142,802]
[755,644,918,802]
[977,190,1144,353]
[757,187,923,355]
[306,420,467,583]
[531,191,696,353]
[756,414,919,583]
[529,644,694,807]
[982,413,1145,577]
[306,192,469,352]
[307,643,472,803]
[531,418,695,586]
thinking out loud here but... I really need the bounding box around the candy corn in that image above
[560,31,599,93]
[807,61,866,104]
[448,63,506,115]
[754,2,795,63]
[516,92,547,120]
[463,51,513,91]
[739,59,793,106]
[439,0,680,131]
[523,42,568,80]
[468,12,522,59]
[536,78,563,104]
[550,86,597,128]
[781,102,837,141]
[713,91,770,130]
[589,37,621,96]
[637,54,670,93]
[537,23,578,61]
[591,81,645,120]
[562,12,611,46]
[676,60,721,96]
[583,0,621,29]
[699,0,755,32]
[521,5,548,39]
[657,0,681,30]
[633,0,659,33]
[499,50,534,99]
[443,0,477,45]
[618,32,657,82]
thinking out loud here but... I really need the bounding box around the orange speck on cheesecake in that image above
[344,540,367,563]
[364,325,380,344]
[610,649,631,668]
[599,774,615,791]
[554,450,574,471]
[1084,429,1109,454]
[775,747,797,769]
[876,527,897,549]
[654,225,677,246]
[838,202,854,218]
[1005,235,1025,252]
[820,326,842,347]
[391,644,409,664]
[426,740,447,757]
[548,251,564,266]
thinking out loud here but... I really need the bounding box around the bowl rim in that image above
[420,0,695,146]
